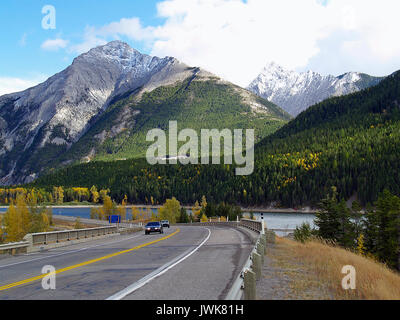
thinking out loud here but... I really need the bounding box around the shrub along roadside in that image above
[294,187,400,271]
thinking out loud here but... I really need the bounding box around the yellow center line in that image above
[0,228,181,292]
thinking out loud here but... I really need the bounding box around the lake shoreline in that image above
[0,204,317,214]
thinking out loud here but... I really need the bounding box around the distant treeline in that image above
[0,186,111,205]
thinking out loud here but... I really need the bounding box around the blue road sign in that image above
[109,215,121,224]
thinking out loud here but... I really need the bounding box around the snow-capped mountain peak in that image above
[248,63,383,116]
[0,41,188,184]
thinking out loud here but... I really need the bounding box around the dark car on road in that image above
[161,220,170,228]
[145,221,164,235]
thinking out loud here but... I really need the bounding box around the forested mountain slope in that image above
[0,41,289,185]
[31,70,400,207]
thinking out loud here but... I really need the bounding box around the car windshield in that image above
[146,222,160,227]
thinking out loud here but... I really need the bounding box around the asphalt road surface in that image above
[0,226,255,300]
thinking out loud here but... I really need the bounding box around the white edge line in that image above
[106,227,212,300]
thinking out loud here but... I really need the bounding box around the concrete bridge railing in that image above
[175,218,265,233]
[0,241,30,255]
[24,226,118,246]
[0,225,123,255]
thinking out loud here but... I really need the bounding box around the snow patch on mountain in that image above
[248,62,383,116]
[0,41,192,184]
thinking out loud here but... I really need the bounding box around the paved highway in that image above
[0,226,255,300]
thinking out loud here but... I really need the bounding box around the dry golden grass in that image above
[50,218,98,230]
[277,237,400,300]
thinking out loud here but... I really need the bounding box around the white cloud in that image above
[149,0,335,86]
[70,19,155,54]
[0,76,47,96]
[19,33,28,47]
[68,0,400,85]
[69,26,108,54]
[41,38,69,51]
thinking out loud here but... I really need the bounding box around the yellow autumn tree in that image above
[0,215,4,243]
[52,186,64,204]
[41,212,50,232]
[46,208,53,226]
[192,201,201,222]
[99,195,115,221]
[90,186,100,204]
[201,196,207,212]
[159,197,181,224]
[357,234,366,256]
[131,205,140,221]
[200,214,208,222]
[116,195,128,221]
[3,198,31,243]
[48,193,53,204]
[4,204,20,242]
[17,195,31,237]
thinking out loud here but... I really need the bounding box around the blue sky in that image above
[0,0,160,80]
[1,0,400,94]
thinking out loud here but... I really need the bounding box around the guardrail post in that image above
[23,234,33,248]
[257,243,265,265]
[251,252,262,280]
[260,235,267,254]
[243,269,256,300]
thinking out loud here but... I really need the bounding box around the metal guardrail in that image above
[225,219,265,300]
[175,218,264,231]
[1,224,138,255]
[176,221,241,228]
[26,226,118,246]
[240,219,263,233]
[0,241,30,254]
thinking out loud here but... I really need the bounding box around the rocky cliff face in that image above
[0,42,289,185]
[0,41,197,184]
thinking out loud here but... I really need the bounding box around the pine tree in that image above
[179,208,189,223]
[200,196,207,214]
[365,190,400,269]
[315,187,341,242]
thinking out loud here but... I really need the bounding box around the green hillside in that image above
[31,71,400,207]
[51,78,290,166]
